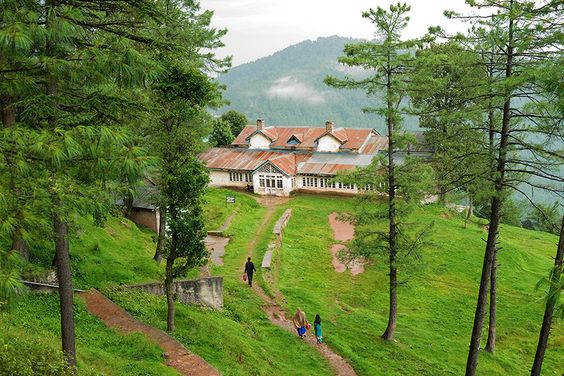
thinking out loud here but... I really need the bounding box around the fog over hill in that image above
[218,36,419,132]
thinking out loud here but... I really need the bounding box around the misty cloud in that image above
[266,76,325,104]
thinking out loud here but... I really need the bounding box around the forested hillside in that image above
[218,36,418,131]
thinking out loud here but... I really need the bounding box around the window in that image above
[277,179,283,188]
[259,178,265,187]
[287,136,301,145]
[229,172,245,182]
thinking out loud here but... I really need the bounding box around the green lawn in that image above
[203,187,252,231]
[274,195,563,375]
[106,189,333,376]
[0,294,179,376]
[2,188,561,376]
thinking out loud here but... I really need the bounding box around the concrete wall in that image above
[249,133,271,149]
[123,277,223,309]
[253,173,292,196]
[130,208,159,233]
[209,170,250,188]
[317,135,341,152]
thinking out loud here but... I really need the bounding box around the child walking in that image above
[314,314,323,344]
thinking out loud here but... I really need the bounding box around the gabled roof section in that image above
[268,154,297,175]
[244,127,278,142]
[314,129,347,145]
[287,134,303,145]
[232,125,379,152]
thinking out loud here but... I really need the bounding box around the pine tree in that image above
[138,0,228,330]
[436,1,564,374]
[1,0,167,366]
[325,3,432,340]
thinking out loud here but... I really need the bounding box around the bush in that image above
[0,335,73,376]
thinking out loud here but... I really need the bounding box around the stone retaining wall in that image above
[121,277,223,309]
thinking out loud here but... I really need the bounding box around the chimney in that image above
[256,119,265,130]
[325,120,334,133]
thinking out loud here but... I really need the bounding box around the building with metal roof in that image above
[198,119,430,196]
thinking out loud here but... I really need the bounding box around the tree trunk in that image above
[123,191,134,220]
[11,231,29,261]
[465,5,514,375]
[45,1,76,367]
[165,255,175,332]
[485,244,497,353]
[465,197,502,375]
[153,207,166,263]
[383,250,397,340]
[438,184,447,205]
[1,95,29,261]
[531,216,563,376]
[382,56,397,341]
[52,197,77,367]
[465,195,473,228]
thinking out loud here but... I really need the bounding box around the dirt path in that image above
[328,213,364,275]
[81,289,219,376]
[248,199,357,376]
[219,210,237,232]
[254,284,357,376]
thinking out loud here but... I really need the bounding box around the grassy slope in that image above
[107,189,333,375]
[1,214,178,375]
[3,189,561,375]
[203,187,243,230]
[0,294,178,376]
[70,216,165,289]
[275,194,563,375]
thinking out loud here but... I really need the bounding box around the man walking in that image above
[244,257,256,287]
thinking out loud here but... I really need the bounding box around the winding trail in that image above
[248,197,357,376]
[82,289,219,376]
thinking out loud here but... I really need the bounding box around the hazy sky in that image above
[200,0,472,66]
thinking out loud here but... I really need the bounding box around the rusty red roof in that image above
[233,125,382,152]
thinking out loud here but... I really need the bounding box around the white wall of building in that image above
[317,135,341,152]
[209,170,251,188]
[210,171,377,196]
[249,133,271,149]
[253,172,293,196]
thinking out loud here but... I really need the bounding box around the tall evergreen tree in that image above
[326,3,431,340]
[139,0,228,329]
[531,215,563,376]
[1,0,166,366]
[436,1,564,374]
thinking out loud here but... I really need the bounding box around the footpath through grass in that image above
[275,194,563,375]
[3,188,561,375]
[107,190,334,375]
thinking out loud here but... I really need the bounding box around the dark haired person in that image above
[314,314,323,344]
[244,257,256,287]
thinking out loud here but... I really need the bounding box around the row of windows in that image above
[229,172,252,182]
[301,177,382,191]
[227,171,381,191]
[258,174,283,189]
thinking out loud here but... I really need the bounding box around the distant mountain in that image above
[217,36,418,132]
